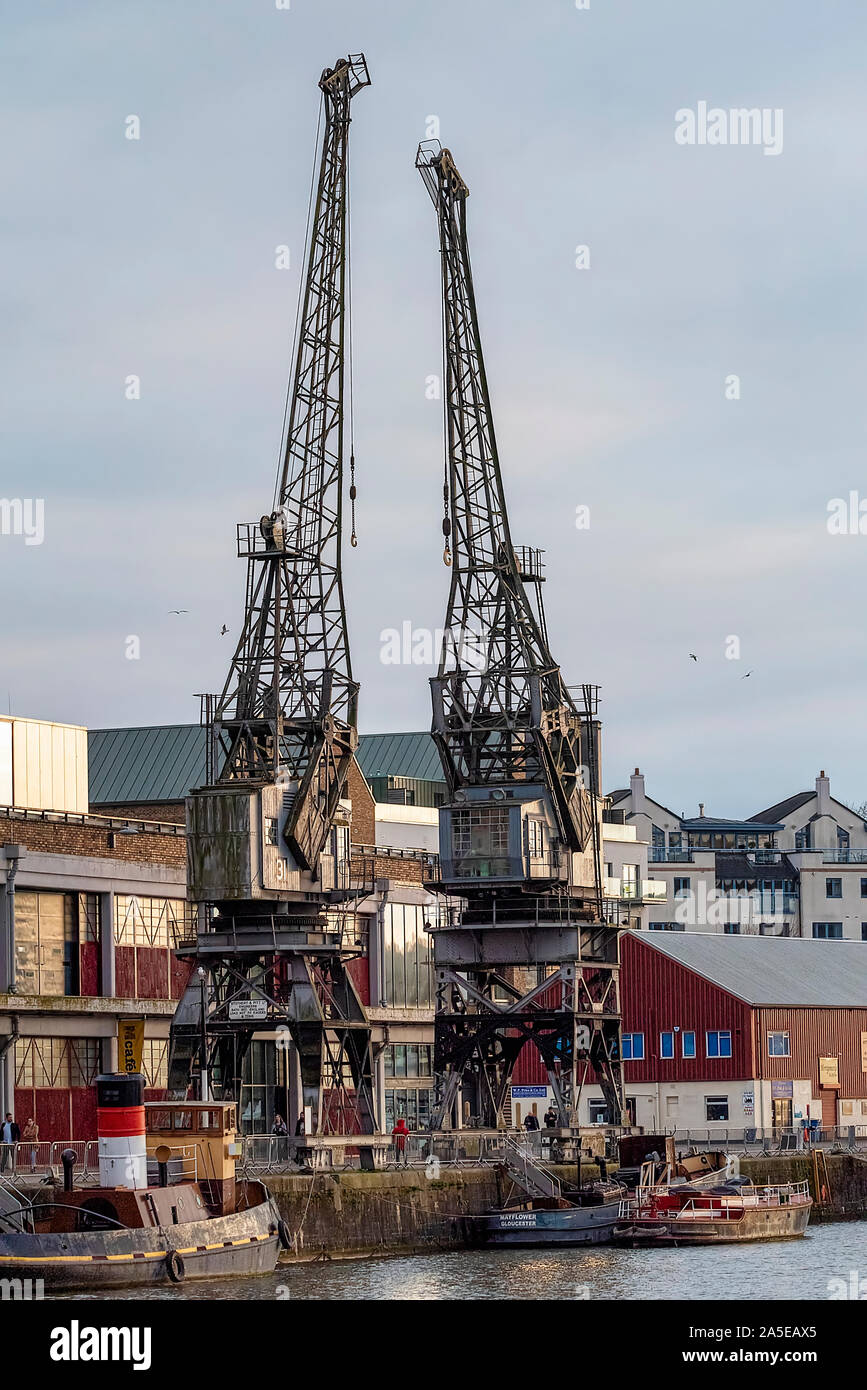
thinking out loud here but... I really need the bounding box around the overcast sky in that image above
[2,0,866,817]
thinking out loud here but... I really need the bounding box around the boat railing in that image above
[623,1179,811,1221]
[147,1146,197,1185]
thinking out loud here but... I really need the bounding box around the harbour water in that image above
[61,1222,866,1301]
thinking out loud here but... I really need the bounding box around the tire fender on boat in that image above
[166,1250,186,1283]
[276,1219,292,1251]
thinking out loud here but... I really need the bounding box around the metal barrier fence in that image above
[671,1126,867,1153]
[0,1140,98,1176]
[236,1128,583,1174]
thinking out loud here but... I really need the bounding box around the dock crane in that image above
[169,55,374,1138]
[416,140,626,1131]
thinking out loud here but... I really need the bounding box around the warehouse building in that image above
[582,931,867,1135]
[0,716,192,1136]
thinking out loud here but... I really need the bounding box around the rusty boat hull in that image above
[614,1195,813,1246]
[0,1182,282,1291]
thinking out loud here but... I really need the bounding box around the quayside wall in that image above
[263,1155,867,1261]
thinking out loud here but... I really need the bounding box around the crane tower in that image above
[416,140,626,1131]
[169,55,373,1138]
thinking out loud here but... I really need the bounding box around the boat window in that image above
[147,1109,173,1132]
[197,1109,223,1132]
[173,1111,193,1131]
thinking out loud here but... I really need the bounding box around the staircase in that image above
[498,1135,562,1202]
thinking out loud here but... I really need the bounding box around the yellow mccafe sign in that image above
[118,1019,145,1075]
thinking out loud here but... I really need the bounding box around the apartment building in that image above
[607,768,867,940]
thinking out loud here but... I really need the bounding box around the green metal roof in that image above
[354,731,442,783]
[88,725,443,805]
[88,725,208,804]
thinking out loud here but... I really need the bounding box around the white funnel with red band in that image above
[96,1073,147,1189]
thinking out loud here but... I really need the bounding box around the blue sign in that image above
[511,1086,547,1098]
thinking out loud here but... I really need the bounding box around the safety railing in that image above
[670,1126,866,1152]
[0,1140,98,1177]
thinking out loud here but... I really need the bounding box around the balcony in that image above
[823,849,867,864]
[603,877,667,902]
[649,848,694,864]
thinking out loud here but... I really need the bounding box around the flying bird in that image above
[220,624,229,636]
[689,653,698,662]
[742,671,752,679]
[168,609,188,615]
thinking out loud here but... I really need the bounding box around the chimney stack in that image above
[816,770,831,816]
[629,767,646,813]
[699,803,705,818]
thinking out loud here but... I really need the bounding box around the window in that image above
[384,1044,433,1079]
[706,1030,732,1059]
[767,1032,790,1057]
[383,904,435,1008]
[794,825,811,850]
[673,877,691,898]
[452,805,509,862]
[723,923,741,935]
[15,1037,99,1089]
[384,1087,432,1132]
[682,1031,696,1059]
[660,1032,674,1059]
[838,827,850,850]
[826,878,843,899]
[669,832,682,850]
[705,1095,730,1122]
[15,891,81,996]
[526,819,545,859]
[114,895,192,948]
[861,879,867,898]
[665,1096,679,1116]
[621,864,638,899]
[621,1033,644,1061]
[862,924,867,942]
[141,1040,168,1088]
[588,1099,610,1124]
[813,922,843,939]
[649,922,685,932]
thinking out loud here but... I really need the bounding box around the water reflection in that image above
[59,1222,860,1302]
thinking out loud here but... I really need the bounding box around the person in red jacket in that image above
[391,1117,409,1167]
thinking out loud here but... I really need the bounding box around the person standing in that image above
[22,1117,38,1173]
[0,1113,20,1172]
[391,1116,409,1167]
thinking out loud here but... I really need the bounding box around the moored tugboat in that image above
[0,1075,287,1291]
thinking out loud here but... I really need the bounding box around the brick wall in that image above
[94,801,186,824]
[347,757,375,846]
[0,814,185,867]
